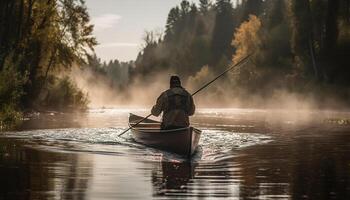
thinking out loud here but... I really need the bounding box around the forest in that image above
[132,0,350,106]
[1,0,350,128]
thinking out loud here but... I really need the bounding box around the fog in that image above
[72,67,172,108]
[67,1,325,111]
[70,64,349,113]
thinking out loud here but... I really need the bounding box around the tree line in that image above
[85,54,133,91]
[133,0,350,102]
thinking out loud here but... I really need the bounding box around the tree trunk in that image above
[324,0,339,54]
[309,38,319,79]
[16,0,24,44]
[25,0,34,37]
[306,0,320,79]
[23,40,42,108]
[43,49,56,85]
[0,0,15,70]
[290,0,314,76]
[346,0,350,23]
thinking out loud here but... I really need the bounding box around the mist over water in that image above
[72,67,172,107]
[71,64,350,111]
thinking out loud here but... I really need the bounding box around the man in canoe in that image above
[151,75,195,130]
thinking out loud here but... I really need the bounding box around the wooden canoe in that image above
[129,113,201,158]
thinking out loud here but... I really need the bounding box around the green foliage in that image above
[0,104,22,131]
[210,0,235,66]
[0,67,26,129]
[0,67,26,106]
[260,0,292,70]
[136,1,217,77]
[0,0,96,128]
[44,76,89,111]
[0,0,96,104]
[289,0,314,77]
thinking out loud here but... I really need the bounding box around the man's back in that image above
[151,84,195,130]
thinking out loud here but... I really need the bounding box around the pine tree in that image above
[165,7,180,41]
[241,0,263,21]
[199,0,212,13]
[180,0,191,16]
[210,0,235,66]
[290,0,315,78]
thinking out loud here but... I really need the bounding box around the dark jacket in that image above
[151,86,195,129]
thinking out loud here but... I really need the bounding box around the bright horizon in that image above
[85,0,201,62]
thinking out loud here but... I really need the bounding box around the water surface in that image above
[1,108,350,199]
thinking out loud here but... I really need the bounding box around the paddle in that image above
[118,53,253,137]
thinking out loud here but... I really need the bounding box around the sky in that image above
[85,0,200,62]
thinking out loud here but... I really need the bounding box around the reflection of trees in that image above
[290,133,350,200]
[236,128,350,200]
[0,138,93,199]
[59,154,92,200]
[0,138,30,199]
[236,145,292,199]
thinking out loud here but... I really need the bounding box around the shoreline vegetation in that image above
[0,0,95,130]
[1,0,350,130]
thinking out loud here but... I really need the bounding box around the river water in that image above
[1,108,350,199]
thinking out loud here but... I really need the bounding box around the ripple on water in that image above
[2,127,272,163]
[200,129,272,161]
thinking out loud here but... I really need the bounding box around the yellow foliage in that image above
[232,15,262,63]
[187,65,213,90]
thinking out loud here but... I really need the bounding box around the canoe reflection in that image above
[152,161,196,196]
